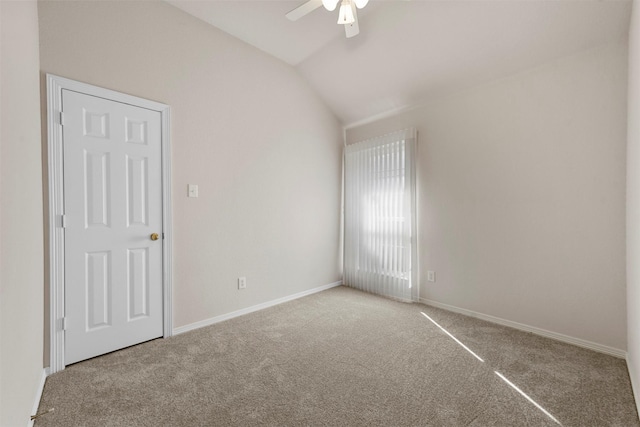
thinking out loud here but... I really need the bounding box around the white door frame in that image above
[46,74,173,373]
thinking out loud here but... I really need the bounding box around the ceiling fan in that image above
[286,0,370,38]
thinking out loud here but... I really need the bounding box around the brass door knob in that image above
[150,233,159,241]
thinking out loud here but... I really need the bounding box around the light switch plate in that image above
[188,184,198,198]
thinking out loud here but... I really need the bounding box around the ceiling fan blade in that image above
[286,0,323,21]
[344,4,360,38]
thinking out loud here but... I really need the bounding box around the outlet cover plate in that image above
[188,184,199,198]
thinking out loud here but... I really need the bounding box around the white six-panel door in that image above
[63,89,163,365]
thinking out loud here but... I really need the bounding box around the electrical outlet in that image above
[427,271,436,282]
[188,184,199,198]
[238,277,247,290]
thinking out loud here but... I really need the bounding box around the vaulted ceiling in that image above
[166,0,631,127]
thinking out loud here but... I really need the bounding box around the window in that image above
[344,128,417,301]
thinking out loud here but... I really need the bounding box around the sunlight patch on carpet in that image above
[420,312,484,362]
[494,371,562,425]
[421,311,562,425]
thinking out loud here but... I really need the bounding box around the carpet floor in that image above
[36,286,639,426]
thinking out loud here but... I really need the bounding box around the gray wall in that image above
[37,0,343,343]
[0,1,45,425]
[627,0,640,413]
[347,42,628,351]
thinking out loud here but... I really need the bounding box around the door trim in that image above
[46,74,173,373]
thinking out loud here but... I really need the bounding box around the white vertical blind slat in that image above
[382,143,388,294]
[393,141,400,294]
[344,129,416,302]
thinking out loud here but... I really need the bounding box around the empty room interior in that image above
[3,0,640,425]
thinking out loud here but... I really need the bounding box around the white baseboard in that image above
[419,297,627,359]
[28,368,49,427]
[627,354,640,418]
[173,281,343,336]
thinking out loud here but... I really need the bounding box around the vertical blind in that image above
[344,128,417,302]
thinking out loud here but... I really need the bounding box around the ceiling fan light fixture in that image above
[322,0,340,11]
[353,0,368,9]
[337,0,355,25]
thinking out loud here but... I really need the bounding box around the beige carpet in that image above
[36,286,638,426]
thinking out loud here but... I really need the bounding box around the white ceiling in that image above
[167,0,632,127]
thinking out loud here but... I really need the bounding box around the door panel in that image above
[84,150,111,228]
[126,156,148,227]
[63,90,163,365]
[86,250,111,330]
[127,247,149,320]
